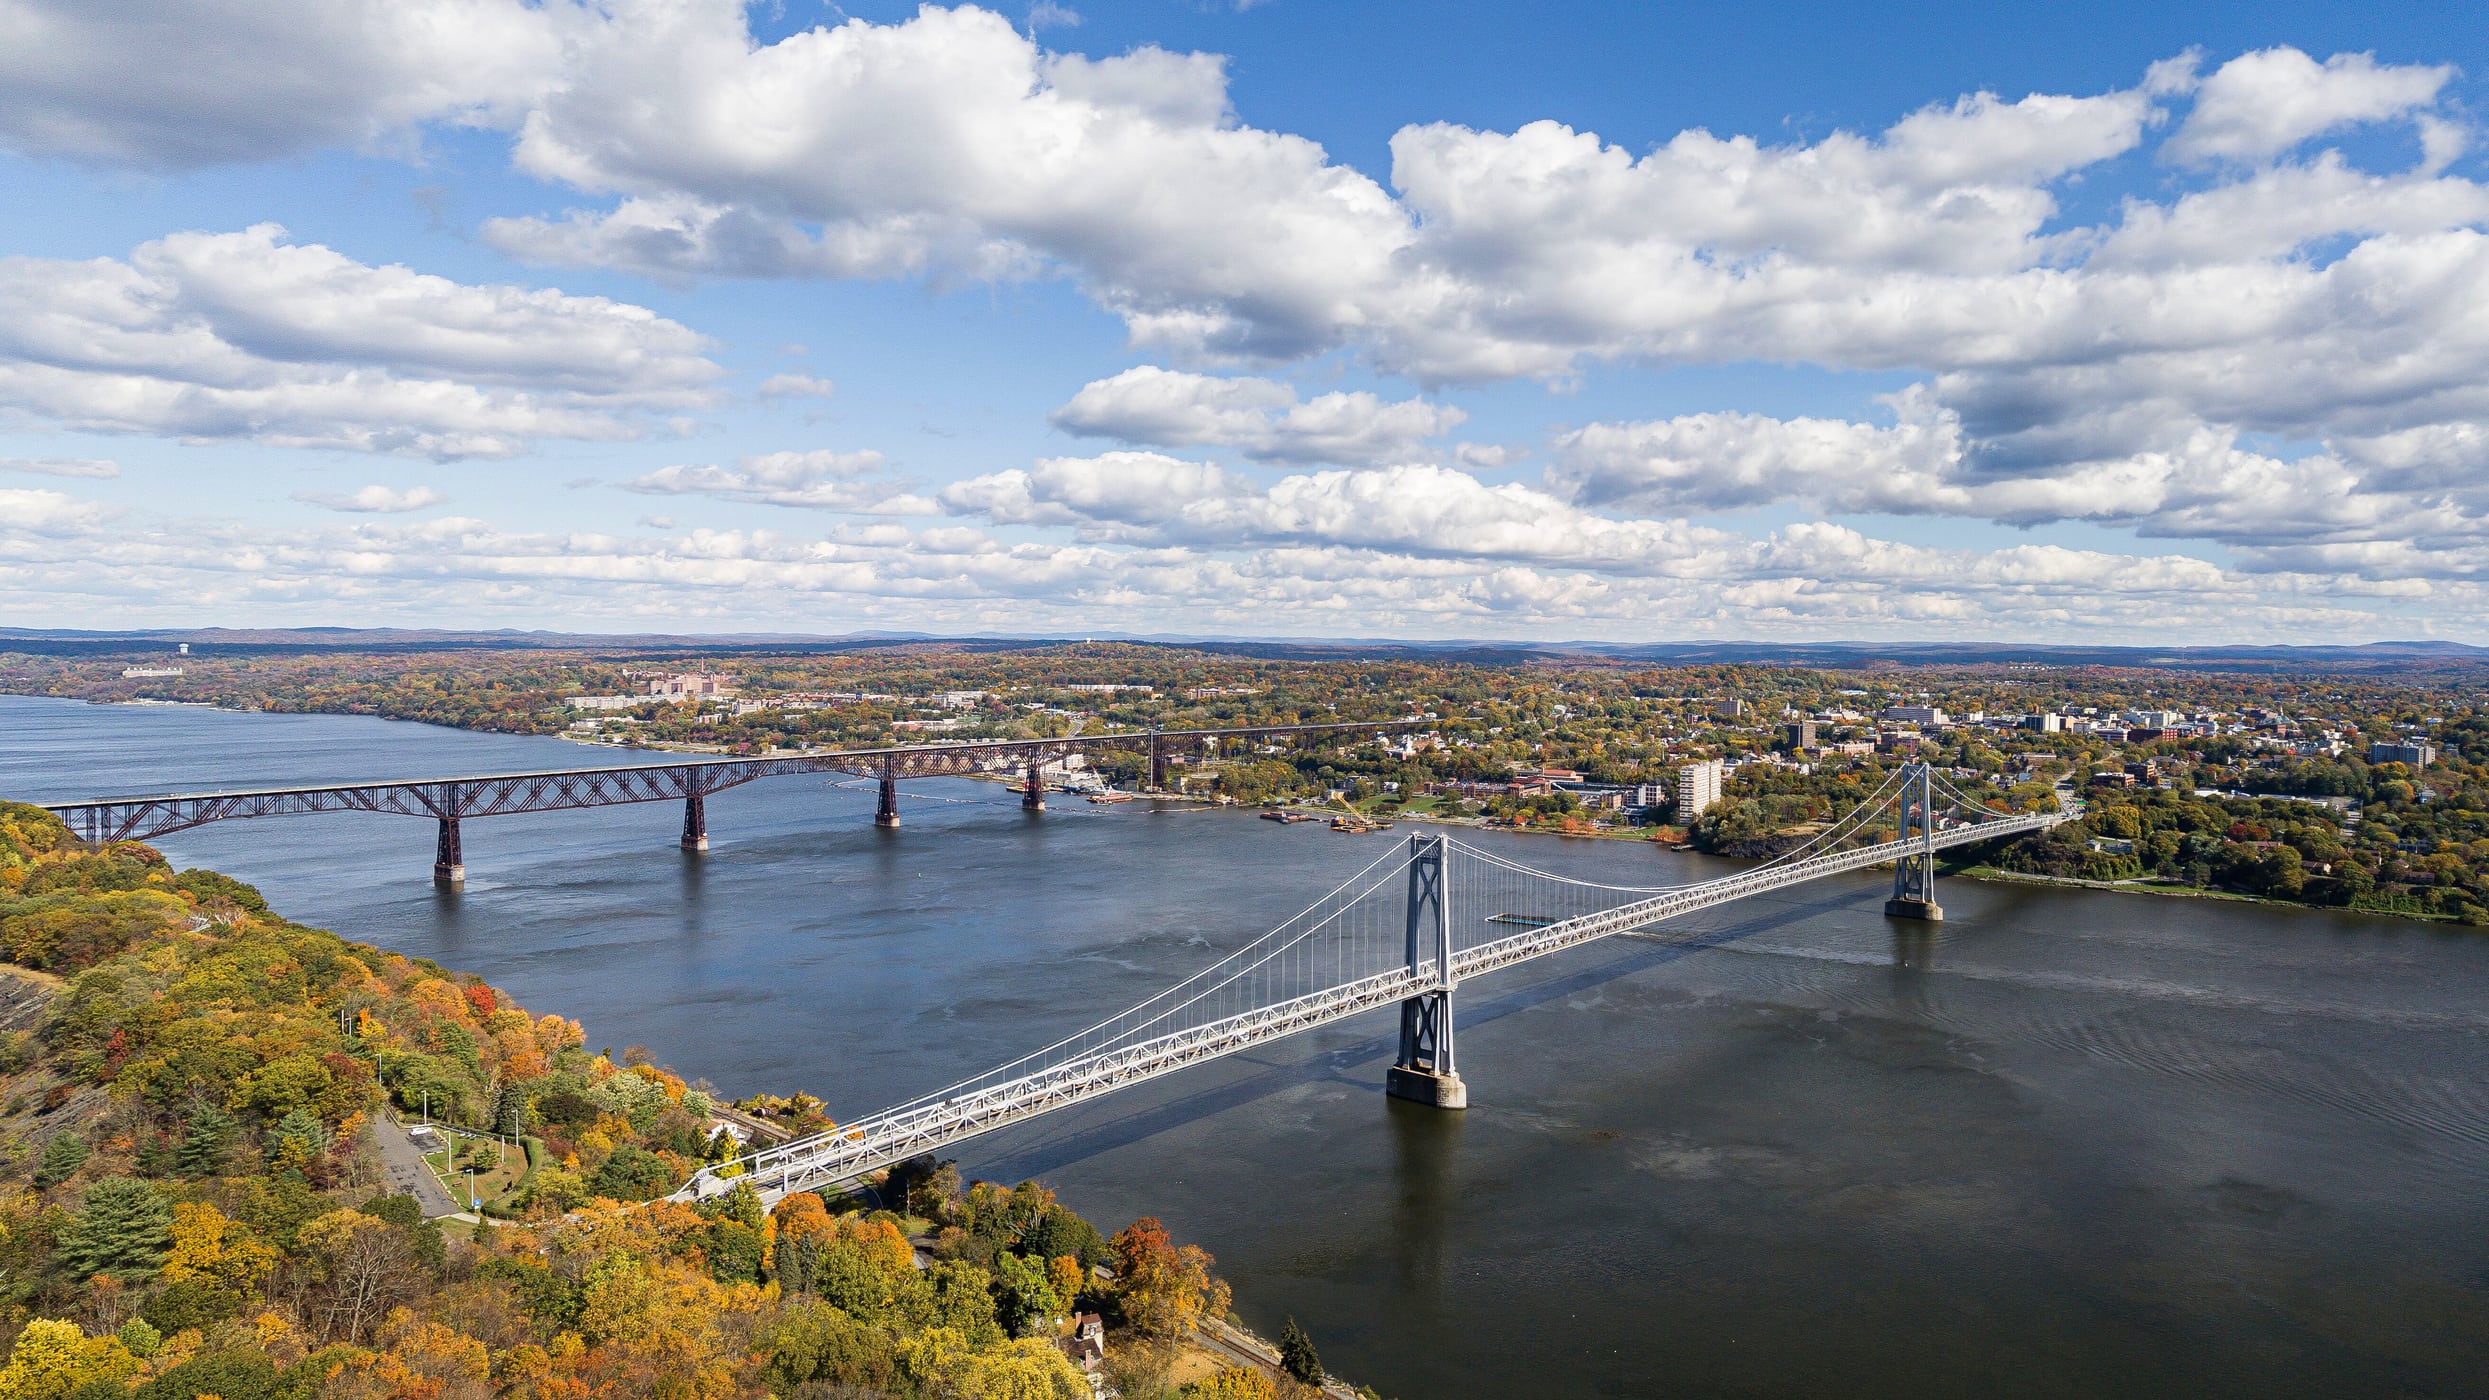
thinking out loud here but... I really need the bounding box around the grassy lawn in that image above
[422,1133,530,1209]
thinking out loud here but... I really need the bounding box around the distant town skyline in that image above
[2,0,2486,642]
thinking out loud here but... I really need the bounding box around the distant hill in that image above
[0,626,2481,674]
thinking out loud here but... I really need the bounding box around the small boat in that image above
[1086,791,1138,804]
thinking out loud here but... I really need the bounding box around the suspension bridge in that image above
[679,764,2074,1206]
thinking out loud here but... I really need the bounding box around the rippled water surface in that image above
[8,696,2489,1398]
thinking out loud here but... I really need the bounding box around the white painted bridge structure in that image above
[678,764,2073,1206]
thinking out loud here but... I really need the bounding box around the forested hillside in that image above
[0,802,1329,1399]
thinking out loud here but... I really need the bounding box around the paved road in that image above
[367,1113,463,1219]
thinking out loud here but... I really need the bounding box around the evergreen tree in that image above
[1278,1316,1323,1385]
[176,1101,235,1179]
[714,1179,767,1232]
[488,1077,531,1138]
[269,1107,328,1171]
[56,1177,175,1283]
[33,1132,89,1189]
[134,1133,177,1177]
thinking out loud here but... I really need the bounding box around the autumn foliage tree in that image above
[1109,1216,1231,1340]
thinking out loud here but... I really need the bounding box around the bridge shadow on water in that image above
[971,889,1859,1187]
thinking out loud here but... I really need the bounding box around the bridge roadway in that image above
[680,799,2067,1206]
[39,719,1422,859]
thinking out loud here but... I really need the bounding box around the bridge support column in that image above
[874,761,902,829]
[432,816,464,885]
[681,792,709,852]
[1022,759,1045,811]
[1147,733,1166,792]
[1389,990,1465,1108]
[1388,832,1466,1109]
[1885,762,1943,921]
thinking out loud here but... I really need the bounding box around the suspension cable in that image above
[872,840,1423,1116]
[1442,762,1911,897]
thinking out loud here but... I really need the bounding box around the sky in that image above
[2,1,2487,644]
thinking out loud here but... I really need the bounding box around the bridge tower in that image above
[1022,757,1046,811]
[1388,831,1467,1109]
[1885,762,1943,921]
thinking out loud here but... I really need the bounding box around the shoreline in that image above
[22,695,2470,932]
[1952,863,2472,925]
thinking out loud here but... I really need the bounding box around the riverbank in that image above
[1952,862,2479,924]
[0,795,1352,1400]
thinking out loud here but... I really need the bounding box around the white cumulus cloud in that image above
[0,225,723,458]
[2165,48,2457,165]
[2,485,2454,642]
[624,448,937,514]
[0,485,114,532]
[292,484,447,513]
[1049,367,1463,464]
[0,0,568,167]
[756,373,837,400]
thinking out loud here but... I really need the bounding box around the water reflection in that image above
[671,846,713,957]
[1385,1094,1465,1302]
[1890,919,1942,972]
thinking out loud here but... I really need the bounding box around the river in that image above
[6,695,2488,1398]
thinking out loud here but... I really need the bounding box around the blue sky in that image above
[2,0,2486,641]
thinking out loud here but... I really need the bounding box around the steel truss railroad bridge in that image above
[40,719,1420,882]
[678,764,2074,1207]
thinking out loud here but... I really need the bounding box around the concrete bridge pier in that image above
[874,764,902,828]
[1388,989,1466,1108]
[432,816,464,885]
[1022,760,1045,811]
[681,792,709,852]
